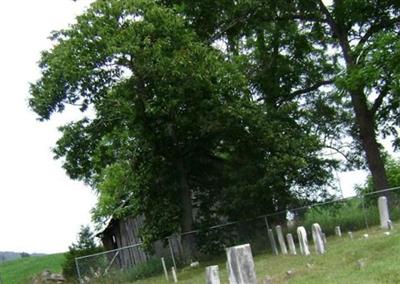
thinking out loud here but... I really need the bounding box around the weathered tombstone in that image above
[348,231,353,240]
[172,266,178,283]
[161,257,169,281]
[275,225,288,255]
[267,229,279,255]
[226,244,257,284]
[297,226,310,256]
[378,196,390,229]
[286,233,297,255]
[335,226,342,237]
[206,265,220,284]
[311,223,325,254]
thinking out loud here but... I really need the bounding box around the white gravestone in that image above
[226,244,257,284]
[161,257,169,281]
[378,196,390,229]
[297,226,310,256]
[335,226,342,237]
[275,225,288,255]
[268,229,279,255]
[286,233,297,255]
[311,223,325,254]
[348,231,353,240]
[206,265,221,284]
[171,266,178,283]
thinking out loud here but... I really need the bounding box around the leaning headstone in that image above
[335,226,342,237]
[206,265,220,284]
[378,196,390,229]
[275,225,288,255]
[297,226,310,256]
[286,233,297,255]
[226,244,257,284]
[268,229,279,255]
[311,223,325,254]
[171,266,178,283]
[161,257,169,281]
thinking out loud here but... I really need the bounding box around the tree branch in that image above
[371,84,390,114]
[289,79,335,98]
[357,16,400,49]
[324,144,353,164]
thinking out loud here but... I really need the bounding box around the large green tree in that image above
[29,0,335,255]
[164,0,400,195]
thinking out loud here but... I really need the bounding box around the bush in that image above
[62,226,104,281]
[303,198,379,235]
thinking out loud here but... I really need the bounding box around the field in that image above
[2,226,400,283]
[0,253,64,284]
[130,226,400,284]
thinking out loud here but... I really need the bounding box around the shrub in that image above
[62,226,104,281]
[303,198,379,235]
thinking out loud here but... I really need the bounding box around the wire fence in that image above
[75,186,400,283]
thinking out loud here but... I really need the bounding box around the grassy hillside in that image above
[0,253,65,284]
[128,226,400,284]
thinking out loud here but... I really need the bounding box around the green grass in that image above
[124,226,400,284]
[0,253,65,284]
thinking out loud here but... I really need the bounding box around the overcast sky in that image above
[0,0,378,254]
[0,0,96,254]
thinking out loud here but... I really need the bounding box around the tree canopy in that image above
[163,0,400,195]
[29,0,346,251]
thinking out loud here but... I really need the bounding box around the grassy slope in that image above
[131,226,400,284]
[0,253,65,284]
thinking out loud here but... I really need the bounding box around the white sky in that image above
[0,0,96,254]
[0,0,392,254]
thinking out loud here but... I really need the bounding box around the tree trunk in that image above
[349,88,390,195]
[318,1,391,196]
[176,155,197,262]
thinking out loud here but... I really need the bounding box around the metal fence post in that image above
[264,215,278,255]
[75,257,83,283]
[361,194,370,232]
[168,236,177,270]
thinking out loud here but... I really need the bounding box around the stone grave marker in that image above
[286,233,297,255]
[206,265,220,284]
[275,225,288,255]
[311,223,325,254]
[335,226,342,237]
[268,229,279,255]
[297,226,310,256]
[226,244,257,284]
[378,196,390,229]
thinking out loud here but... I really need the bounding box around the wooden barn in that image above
[97,215,182,270]
[97,215,149,269]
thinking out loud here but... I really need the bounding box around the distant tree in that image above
[62,225,103,280]
[20,252,30,258]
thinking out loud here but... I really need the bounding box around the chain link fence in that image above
[75,186,400,283]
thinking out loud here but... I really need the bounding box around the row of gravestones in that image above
[204,195,393,284]
[269,223,325,257]
[205,222,326,284]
